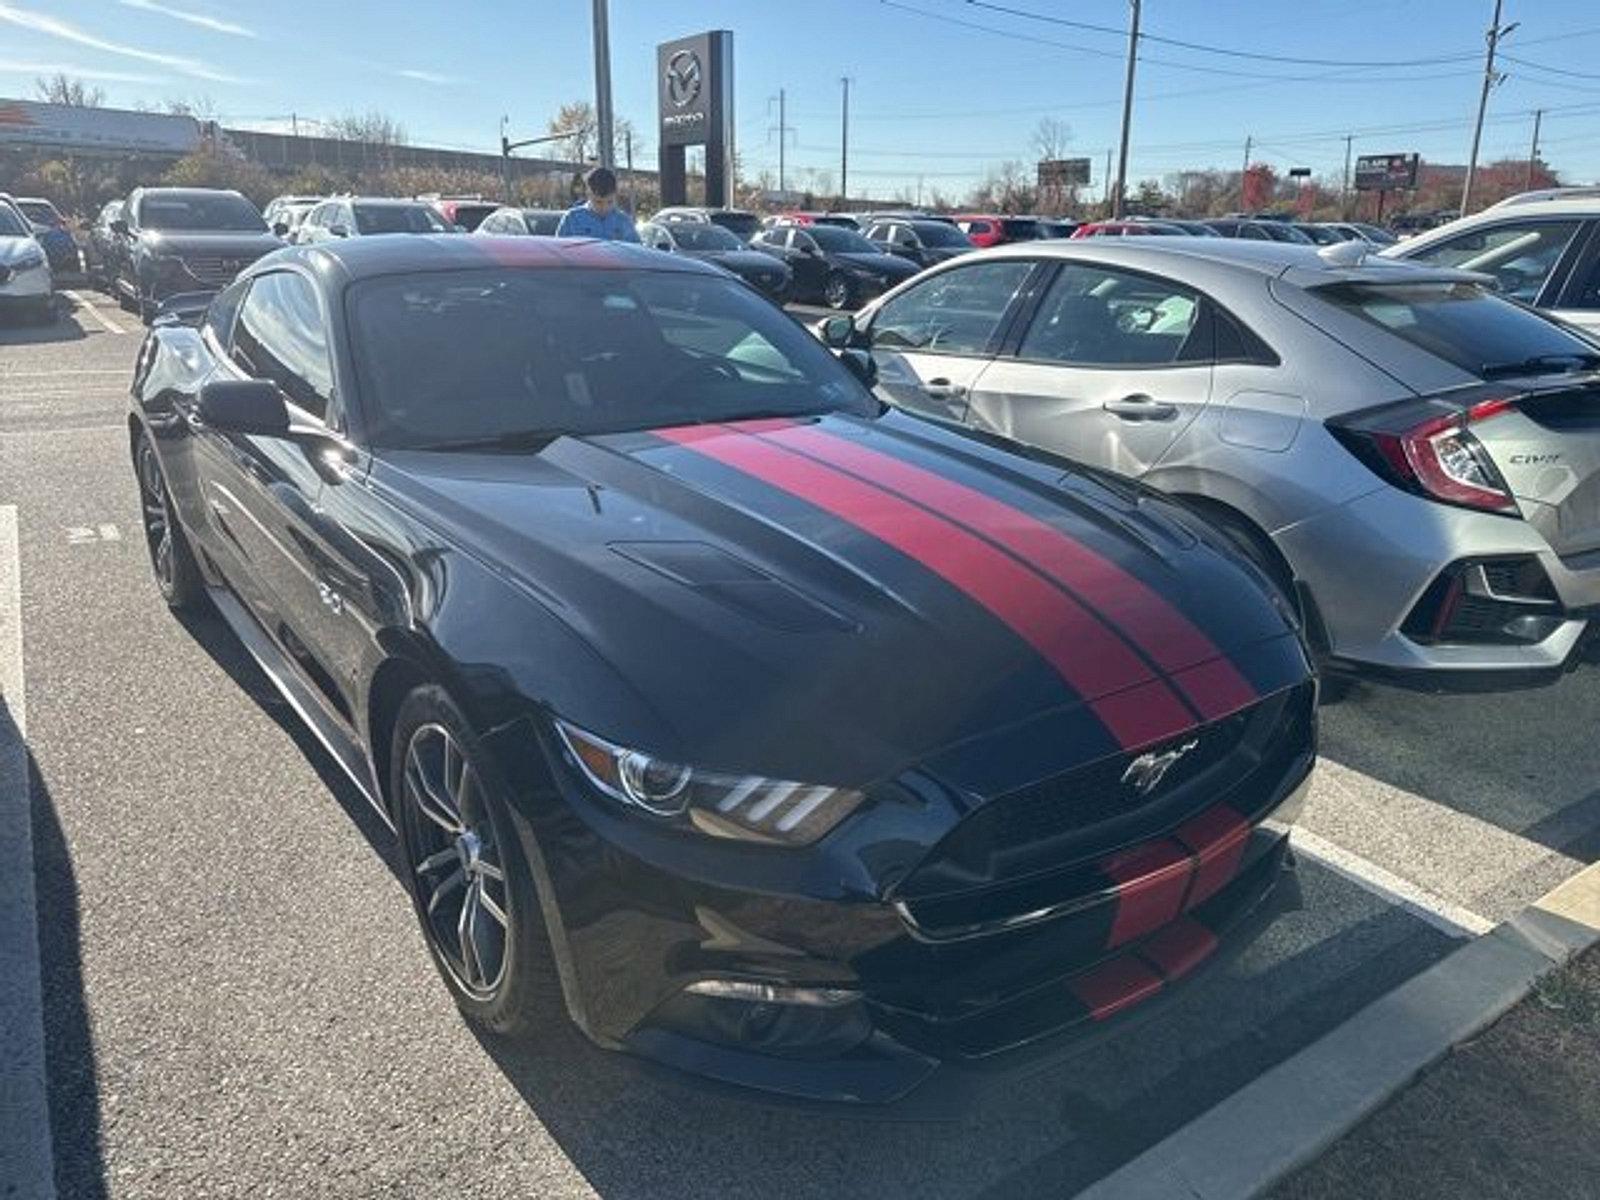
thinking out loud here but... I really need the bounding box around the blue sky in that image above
[4,0,1600,197]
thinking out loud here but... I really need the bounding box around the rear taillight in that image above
[1329,395,1517,515]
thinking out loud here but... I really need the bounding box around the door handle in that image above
[921,378,968,400]
[1103,394,1178,421]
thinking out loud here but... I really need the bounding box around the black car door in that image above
[191,269,360,724]
[788,229,831,297]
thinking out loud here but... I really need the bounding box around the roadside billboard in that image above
[1038,158,1092,188]
[1354,153,1419,192]
[0,98,201,157]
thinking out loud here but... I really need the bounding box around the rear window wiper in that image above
[1479,352,1600,379]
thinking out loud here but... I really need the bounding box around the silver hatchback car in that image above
[820,238,1600,689]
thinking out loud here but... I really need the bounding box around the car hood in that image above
[136,230,282,256]
[374,411,1306,790]
[683,249,790,277]
[839,252,917,276]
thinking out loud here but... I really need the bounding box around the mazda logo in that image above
[666,50,702,109]
[1120,739,1199,796]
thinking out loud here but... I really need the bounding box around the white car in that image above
[0,197,53,324]
[1382,191,1600,337]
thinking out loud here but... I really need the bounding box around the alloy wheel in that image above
[136,438,175,594]
[824,274,852,310]
[401,723,511,1001]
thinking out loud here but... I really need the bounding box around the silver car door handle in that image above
[921,378,968,399]
[1103,394,1178,420]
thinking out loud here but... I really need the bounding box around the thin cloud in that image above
[118,0,257,39]
[396,68,455,85]
[0,59,165,84]
[0,3,243,83]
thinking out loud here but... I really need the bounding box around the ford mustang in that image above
[129,235,1316,1103]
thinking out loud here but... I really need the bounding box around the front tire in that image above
[390,686,556,1039]
[823,271,854,310]
[135,430,204,610]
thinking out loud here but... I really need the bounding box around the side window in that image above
[229,273,335,422]
[203,279,249,348]
[1018,263,1204,367]
[865,223,888,243]
[870,260,1035,355]
[1406,219,1583,303]
[793,232,818,255]
[1567,231,1600,310]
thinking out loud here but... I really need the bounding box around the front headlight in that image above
[553,719,865,845]
[13,247,46,271]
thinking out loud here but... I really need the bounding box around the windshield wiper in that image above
[416,429,559,453]
[1480,352,1600,379]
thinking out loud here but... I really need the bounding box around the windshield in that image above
[355,204,451,234]
[810,226,882,254]
[138,193,265,232]
[1316,281,1600,377]
[708,211,761,239]
[669,223,744,251]
[915,222,973,247]
[0,206,29,237]
[1001,219,1041,240]
[349,268,876,449]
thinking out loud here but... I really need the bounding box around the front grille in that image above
[180,253,256,287]
[893,682,1314,937]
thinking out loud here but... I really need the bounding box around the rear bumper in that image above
[1278,484,1598,684]
[510,681,1316,1104]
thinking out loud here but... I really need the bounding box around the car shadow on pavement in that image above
[170,604,403,879]
[9,704,109,1200]
[1318,671,1600,859]
[0,301,88,347]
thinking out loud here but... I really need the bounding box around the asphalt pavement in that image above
[3,289,1598,1199]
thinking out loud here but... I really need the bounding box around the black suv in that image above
[864,217,975,269]
[750,223,919,309]
[110,188,281,322]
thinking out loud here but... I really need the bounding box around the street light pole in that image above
[1341,134,1353,219]
[1525,108,1544,192]
[1461,0,1512,218]
[840,77,851,204]
[1111,0,1141,219]
[592,0,615,167]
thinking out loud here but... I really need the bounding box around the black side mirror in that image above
[329,224,350,238]
[272,221,289,237]
[839,348,878,389]
[110,217,130,236]
[818,315,855,348]
[198,379,290,437]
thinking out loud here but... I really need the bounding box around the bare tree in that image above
[1032,117,1072,162]
[327,111,408,145]
[548,101,598,163]
[164,95,219,119]
[35,73,104,107]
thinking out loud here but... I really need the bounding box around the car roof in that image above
[972,235,1488,287]
[277,233,728,285]
[347,197,435,207]
[133,186,246,199]
[1489,187,1600,210]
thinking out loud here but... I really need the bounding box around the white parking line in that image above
[1294,827,1495,939]
[0,504,56,1199]
[0,369,128,378]
[62,290,127,336]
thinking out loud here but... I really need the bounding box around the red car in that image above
[1071,220,1182,239]
[426,197,499,232]
[953,213,1044,247]
[766,211,859,229]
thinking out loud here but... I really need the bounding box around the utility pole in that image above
[624,125,634,210]
[840,77,851,204]
[1525,107,1544,191]
[768,89,791,194]
[500,115,510,200]
[1111,0,1141,219]
[592,0,615,167]
[1241,135,1253,209]
[1341,134,1354,218]
[1103,148,1112,209]
[1462,0,1514,218]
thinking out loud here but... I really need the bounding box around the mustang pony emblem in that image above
[1120,739,1199,796]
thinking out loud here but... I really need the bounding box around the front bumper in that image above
[0,261,52,302]
[509,678,1316,1104]
[1277,484,1600,686]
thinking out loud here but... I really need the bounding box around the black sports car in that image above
[129,234,1316,1104]
[638,219,793,303]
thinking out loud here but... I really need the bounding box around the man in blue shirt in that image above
[555,167,640,242]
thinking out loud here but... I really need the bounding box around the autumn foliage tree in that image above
[1241,162,1277,212]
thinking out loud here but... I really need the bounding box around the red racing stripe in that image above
[1100,839,1193,948]
[1138,917,1219,982]
[1069,955,1164,1021]
[756,424,1258,723]
[657,423,1197,749]
[1174,804,1252,907]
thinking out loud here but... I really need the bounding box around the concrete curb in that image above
[1076,848,1600,1200]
